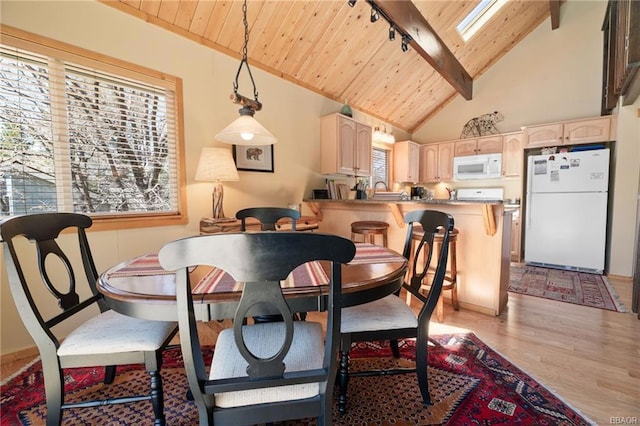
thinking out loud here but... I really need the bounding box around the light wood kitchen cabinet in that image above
[454,135,503,157]
[524,116,612,148]
[420,142,454,183]
[320,113,372,176]
[393,140,420,183]
[502,132,523,177]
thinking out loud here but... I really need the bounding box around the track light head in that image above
[347,0,357,7]
[388,26,395,41]
[370,8,380,23]
[401,36,409,52]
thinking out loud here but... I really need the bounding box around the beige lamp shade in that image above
[215,114,278,146]
[195,147,239,219]
[194,147,240,182]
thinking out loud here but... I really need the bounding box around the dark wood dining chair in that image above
[0,213,178,425]
[338,209,454,413]
[235,206,305,322]
[158,232,356,426]
[235,206,301,231]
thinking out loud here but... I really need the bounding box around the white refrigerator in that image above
[524,148,609,274]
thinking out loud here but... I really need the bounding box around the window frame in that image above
[371,141,393,190]
[0,25,187,231]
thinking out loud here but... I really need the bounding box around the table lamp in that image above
[195,147,239,221]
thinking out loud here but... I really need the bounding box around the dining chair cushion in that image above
[57,310,177,356]
[210,321,324,408]
[341,294,418,334]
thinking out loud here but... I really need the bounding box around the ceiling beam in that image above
[550,0,560,29]
[370,0,473,100]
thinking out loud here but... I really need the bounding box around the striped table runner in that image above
[107,254,171,277]
[193,261,328,294]
[348,243,407,265]
[106,243,405,293]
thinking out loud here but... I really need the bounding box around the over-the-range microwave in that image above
[453,153,502,180]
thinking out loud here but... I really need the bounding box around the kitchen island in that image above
[302,198,512,316]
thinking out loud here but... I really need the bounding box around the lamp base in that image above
[203,217,236,224]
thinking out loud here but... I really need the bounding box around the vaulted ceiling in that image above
[102,0,558,133]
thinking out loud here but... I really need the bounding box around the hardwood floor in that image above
[2,275,638,425]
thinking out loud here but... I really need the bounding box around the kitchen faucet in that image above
[373,181,388,194]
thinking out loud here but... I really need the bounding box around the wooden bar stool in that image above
[350,221,389,247]
[405,225,459,322]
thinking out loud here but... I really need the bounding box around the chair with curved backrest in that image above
[235,206,305,322]
[338,209,454,413]
[1,213,178,425]
[158,232,355,426]
[235,207,301,231]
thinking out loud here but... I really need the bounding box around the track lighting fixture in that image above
[370,8,380,22]
[350,0,413,53]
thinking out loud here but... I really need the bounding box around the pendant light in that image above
[215,0,277,145]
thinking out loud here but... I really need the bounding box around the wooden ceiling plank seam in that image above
[268,2,322,70]
[157,0,181,23]
[373,0,473,100]
[253,3,304,68]
[120,0,141,9]
[189,1,217,37]
[316,15,389,93]
[138,0,160,16]
[173,0,200,30]
[279,2,347,77]
[202,1,235,44]
[293,2,362,84]
[215,1,245,49]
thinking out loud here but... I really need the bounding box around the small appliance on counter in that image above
[456,188,504,201]
[410,186,425,199]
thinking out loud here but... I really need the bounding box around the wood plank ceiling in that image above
[102,0,553,133]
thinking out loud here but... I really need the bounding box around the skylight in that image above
[456,0,508,42]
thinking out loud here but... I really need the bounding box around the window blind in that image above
[0,43,180,218]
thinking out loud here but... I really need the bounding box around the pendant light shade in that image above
[215,108,277,145]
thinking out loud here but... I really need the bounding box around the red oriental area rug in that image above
[509,264,627,312]
[1,334,594,425]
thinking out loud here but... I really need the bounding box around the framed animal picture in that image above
[232,144,274,173]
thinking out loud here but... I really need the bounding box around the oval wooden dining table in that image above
[97,243,408,322]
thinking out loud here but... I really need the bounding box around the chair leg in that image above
[337,350,349,414]
[149,370,166,426]
[43,364,64,426]
[415,331,432,407]
[436,295,444,323]
[104,365,117,384]
[390,339,400,358]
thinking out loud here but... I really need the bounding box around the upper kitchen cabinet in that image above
[420,142,455,183]
[321,113,372,176]
[393,140,420,183]
[502,132,523,178]
[454,135,503,157]
[524,116,614,148]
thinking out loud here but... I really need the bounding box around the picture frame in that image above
[232,144,274,173]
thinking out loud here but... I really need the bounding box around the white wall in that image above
[413,0,640,278]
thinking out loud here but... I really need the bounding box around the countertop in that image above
[303,198,504,205]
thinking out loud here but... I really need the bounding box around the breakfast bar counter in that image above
[302,198,511,316]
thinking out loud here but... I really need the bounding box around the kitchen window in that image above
[371,145,390,188]
[0,27,186,230]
